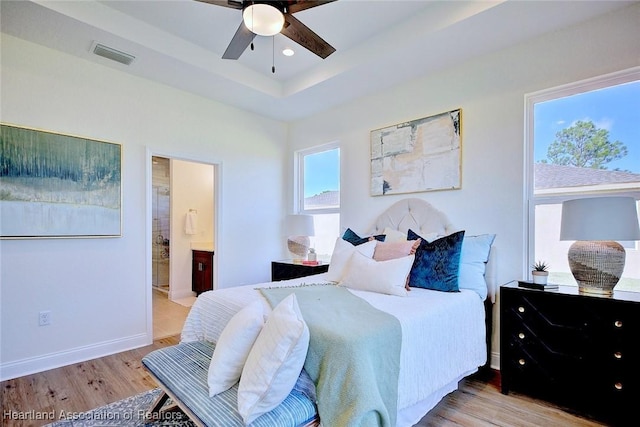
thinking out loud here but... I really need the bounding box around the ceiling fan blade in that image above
[194,0,243,9]
[287,0,337,14]
[222,22,256,59]
[281,13,335,59]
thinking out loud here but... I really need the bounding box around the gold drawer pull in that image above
[518,306,525,313]
[614,351,622,359]
[614,320,623,328]
[614,382,623,390]
[518,332,525,339]
[518,358,526,366]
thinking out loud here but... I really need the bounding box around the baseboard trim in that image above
[0,333,152,381]
[490,350,500,371]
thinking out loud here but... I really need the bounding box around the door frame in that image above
[145,147,222,342]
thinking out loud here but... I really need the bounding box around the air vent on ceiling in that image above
[90,42,135,66]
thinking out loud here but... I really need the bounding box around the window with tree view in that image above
[298,144,340,260]
[529,70,640,292]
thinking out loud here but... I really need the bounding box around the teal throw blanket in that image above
[260,284,401,427]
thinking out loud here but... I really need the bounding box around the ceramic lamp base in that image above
[287,235,310,260]
[568,240,625,295]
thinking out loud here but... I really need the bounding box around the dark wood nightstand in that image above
[271,260,329,281]
[500,281,640,425]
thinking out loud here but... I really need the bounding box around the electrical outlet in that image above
[39,310,51,326]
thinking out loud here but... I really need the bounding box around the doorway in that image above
[149,154,218,340]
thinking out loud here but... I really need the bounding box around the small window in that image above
[297,144,340,259]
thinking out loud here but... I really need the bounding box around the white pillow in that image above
[326,238,377,282]
[237,294,310,425]
[341,251,414,297]
[459,234,496,300]
[207,301,265,396]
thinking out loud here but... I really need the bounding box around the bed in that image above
[145,198,496,427]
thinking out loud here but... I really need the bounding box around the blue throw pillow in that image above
[342,228,386,246]
[459,234,496,300]
[407,229,465,292]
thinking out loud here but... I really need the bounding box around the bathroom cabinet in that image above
[192,250,214,295]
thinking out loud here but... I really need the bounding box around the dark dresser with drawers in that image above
[500,281,639,426]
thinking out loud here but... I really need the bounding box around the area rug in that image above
[46,388,195,426]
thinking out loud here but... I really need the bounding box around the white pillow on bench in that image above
[238,294,310,425]
[207,301,265,396]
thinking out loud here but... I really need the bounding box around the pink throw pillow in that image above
[373,239,421,261]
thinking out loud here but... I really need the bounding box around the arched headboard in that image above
[368,198,497,303]
[369,198,456,237]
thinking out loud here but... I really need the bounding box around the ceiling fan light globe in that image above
[243,4,284,36]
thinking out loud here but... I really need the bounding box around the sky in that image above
[304,148,340,197]
[534,80,640,173]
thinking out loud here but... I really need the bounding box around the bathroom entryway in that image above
[149,154,217,339]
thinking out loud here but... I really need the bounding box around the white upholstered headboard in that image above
[368,198,497,303]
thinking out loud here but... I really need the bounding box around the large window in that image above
[297,143,340,259]
[526,68,640,291]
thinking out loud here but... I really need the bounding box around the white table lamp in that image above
[285,214,315,261]
[560,197,640,295]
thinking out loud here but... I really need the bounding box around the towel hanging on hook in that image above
[185,210,198,235]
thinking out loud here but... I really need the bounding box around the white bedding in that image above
[181,272,486,420]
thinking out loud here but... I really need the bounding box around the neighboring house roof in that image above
[304,190,340,208]
[535,163,640,190]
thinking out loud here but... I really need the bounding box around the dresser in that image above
[500,281,639,425]
[271,260,329,281]
[192,250,214,295]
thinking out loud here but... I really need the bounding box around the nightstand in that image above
[500,281,639,425]
[271,260,329,281]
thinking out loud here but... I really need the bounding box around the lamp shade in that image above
[285,214,315,237]
[560,197,640,241]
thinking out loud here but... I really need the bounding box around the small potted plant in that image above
[531,260,550,285]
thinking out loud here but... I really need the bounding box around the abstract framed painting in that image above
[370,108,461,196]
[0,123,122,238]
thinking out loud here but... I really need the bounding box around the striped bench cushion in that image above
[142,341,318,427]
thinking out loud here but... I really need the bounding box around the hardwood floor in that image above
[415,372,605,427]
[2,338,606,427]
[1,336,179,427]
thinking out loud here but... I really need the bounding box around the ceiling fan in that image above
[196,1,337,60]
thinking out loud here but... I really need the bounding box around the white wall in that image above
[0,35,287,380]
[288,4,640,367]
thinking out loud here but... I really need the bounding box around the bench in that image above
[142,341,319,427]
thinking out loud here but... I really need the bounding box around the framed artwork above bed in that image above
[370,108,461,196]
[0,123,122,239]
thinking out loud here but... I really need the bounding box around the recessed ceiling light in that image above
[282,48,295,57]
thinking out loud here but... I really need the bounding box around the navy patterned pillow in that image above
[407,229,465,292]
[342,228,386,246]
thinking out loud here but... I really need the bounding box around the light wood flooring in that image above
[152,288,191,339]
[2,334,607,427]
